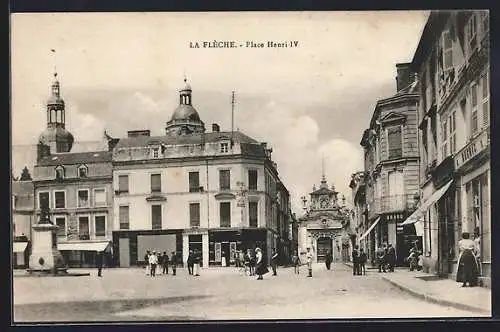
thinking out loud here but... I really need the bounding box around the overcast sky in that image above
[11,11,429,213]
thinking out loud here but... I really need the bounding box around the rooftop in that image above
[37,151,112,166]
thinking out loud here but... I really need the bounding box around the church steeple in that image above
[46,71,66,128]
[320,155,328,189]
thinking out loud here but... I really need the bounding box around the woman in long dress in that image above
[255,247,268,280]
[456,232,479,287]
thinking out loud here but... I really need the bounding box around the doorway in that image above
[437,189,455,276]
[316,237,332,263]
[221,242,230,266]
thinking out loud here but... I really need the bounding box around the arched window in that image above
[55,165,65,180]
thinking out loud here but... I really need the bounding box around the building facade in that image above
[12,181,35,268]
[349,171,369,260]
[358,64,421,266]
[298,175,352,264]
[112,81,292,267]
[31,72,114,268]
[409,11,490,286]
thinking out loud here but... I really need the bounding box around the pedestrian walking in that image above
[292,250,301,274]
[162,251,169,274]
[144,250,151,276]
[171,251,177,276]
[249,249,256,276]
[193,250,201,276]
[187,250,194,275]
[456,232,479,287]
[271,248,279,276]
[359,248,367,275]
[149,250,158,277]
[352,245,360,275]
[387,244,396,272]
[376,244,387,273]
[306,247,313,277]
[325,250,333,270]
[96,251,103,277]
[255,247,268,280]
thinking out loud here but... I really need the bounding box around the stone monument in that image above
[28,207,66,274]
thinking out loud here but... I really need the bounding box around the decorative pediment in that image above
[146,194,167,202]
[215,192,236,200]
[380,112,406,126]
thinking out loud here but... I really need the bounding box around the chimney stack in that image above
[395,63,415,92]
[212,123,220,132]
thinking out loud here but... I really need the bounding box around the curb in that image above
[381,276,490,315]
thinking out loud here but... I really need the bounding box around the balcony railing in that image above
[368,194,417,219]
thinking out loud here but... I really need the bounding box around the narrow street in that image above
[13,263,482,322]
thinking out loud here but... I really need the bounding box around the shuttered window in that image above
[151,205,162,230]
[151,174,162,193]
[220,202,231,227]
[189,172,200,192]
[190,203,200,227]
[387,126,402,159]
[248,170,258,190]
[95,216,106,237]
[119,206,129,230]
[219,170,230,191]
[118,175,129,193]
[249,201,258,227]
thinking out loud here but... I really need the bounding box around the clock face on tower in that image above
[320,197,329,209]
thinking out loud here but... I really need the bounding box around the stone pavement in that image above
[13,263,486,322]
[344,262,491,315]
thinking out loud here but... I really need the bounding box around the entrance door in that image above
[119,238,130,267]
[221,242,230,266]
[438,190,455,276]
[316,237,332,262]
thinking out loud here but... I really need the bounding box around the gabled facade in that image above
[358,63,421,266]
[410,10,490,286]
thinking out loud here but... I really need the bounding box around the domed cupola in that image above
[38,72,74,153]
[165,78,206,136]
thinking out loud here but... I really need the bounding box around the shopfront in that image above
[208,228,267,266]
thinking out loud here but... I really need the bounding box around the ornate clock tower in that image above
[298,173,352,263]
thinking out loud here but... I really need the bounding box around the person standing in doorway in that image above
[359,248,367,275]
[255,247,268,280]
[352,245,360,276]
[96,251,103,277]
[221,251,227,267]
[144,250,151,276]
[187,250,194,275]
[171,251,177,276]
[306,247,313,277]
[162,251,169,275]
[325,250,333,271]
[456,232,479,287]
[193,250,201,276]
[271,248,279,276]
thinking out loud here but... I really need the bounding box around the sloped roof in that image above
[37,151,112,166]
[115,131,260,149]
[310,186,337,196]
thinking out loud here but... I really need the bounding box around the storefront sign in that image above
[455,128,490,172]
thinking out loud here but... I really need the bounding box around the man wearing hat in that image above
[149,250,159,277]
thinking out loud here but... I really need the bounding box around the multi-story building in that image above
[349,171,370,261]
[407,10,490,286]
[111,80,292,267]
[298,174,352,264]
[358,63,421,266]
[12,180,35,268]
[32,72,115,268]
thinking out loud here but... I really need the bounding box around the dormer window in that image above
[220,142,229,153]
[152,147,159,159]
[55,166,65,180]
[78,165,88,178]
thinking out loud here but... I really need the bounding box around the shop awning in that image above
[401,179,454,226]
[58,241,110,252]
[13,242,28,253]
[359,216,381,241]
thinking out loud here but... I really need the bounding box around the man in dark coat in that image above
[387,244,396,272]
[96,251,104,277]
[162,251,169,275]
[352,245,360,275]
[271,248,279,276]
[325,250,333,270]
[359,248,367,275]
[187,250,194,275]
[171,251,177,276]
[377,244,387,273]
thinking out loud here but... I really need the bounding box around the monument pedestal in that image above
[28,223,66,274]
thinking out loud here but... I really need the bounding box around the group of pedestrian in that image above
[144,250,178,277]
[406,243,423,272]
[243,248,257,276]
[376,243,396,273]
[351,245,367,276]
